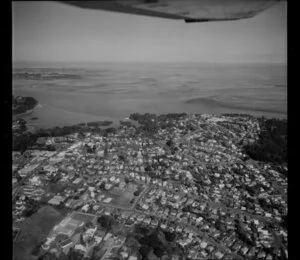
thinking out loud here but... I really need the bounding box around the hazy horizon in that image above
[13,60,287,70]
[12,1,286,64]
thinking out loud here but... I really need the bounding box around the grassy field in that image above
[70,211,97,222]
[48,181,68,194]
[13,206,64,260]
[107,189,135,208]
[106,185,145,209]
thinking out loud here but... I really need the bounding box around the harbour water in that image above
[13,62,287,129]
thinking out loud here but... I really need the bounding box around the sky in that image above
[12,1,287,64]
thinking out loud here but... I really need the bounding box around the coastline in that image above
[13,103,41,119]
[185,97,286,116]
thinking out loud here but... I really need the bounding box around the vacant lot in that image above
[13,206,63,260]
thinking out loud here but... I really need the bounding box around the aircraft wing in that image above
[59,0,285,23]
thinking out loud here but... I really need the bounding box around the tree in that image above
[118,153,126,162]
[99,182,106,190]
[31,243,42,256]
[58,252,68,260]
[23,200,39,217]
[80,234,85,245]
[15,172,22,182]
[153,246,165,258]
[166,139,174,148]
[155,197,161,206]
[103,127,117,135]
[139,245,151,259]
[243,118,287,163]
[133,190,140,196]
[144,164,152,172]
[163,230,176,242]
[235,220,254,246]
[281,215,288,229]
[38,252,59,260]
[67,248,84,260]
[97,215,114,231]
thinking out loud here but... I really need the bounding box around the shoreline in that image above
[185,97,287,115]
[13,103,41,119]
[23,112,287,132]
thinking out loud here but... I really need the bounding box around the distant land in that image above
[185,97,286,114]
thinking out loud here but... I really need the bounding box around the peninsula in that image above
[13,95,38,116]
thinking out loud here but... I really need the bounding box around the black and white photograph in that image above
[12,1,287,260]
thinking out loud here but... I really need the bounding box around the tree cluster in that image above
[235,220,255,246]
[23,198,40,217]
[133,186,143,196]
[119,121,134,127]
[222,113,255,119]
[97,215,114,231]
[132,225,183,259]
[258,197,285,215]
[12,122,118,152]
[243,118,287,163]
[13,96,38,115]
[86,121,113,127]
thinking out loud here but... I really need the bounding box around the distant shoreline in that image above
[185,97,286,115]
